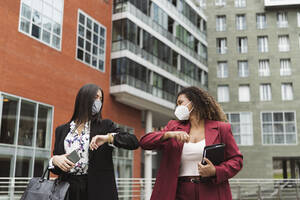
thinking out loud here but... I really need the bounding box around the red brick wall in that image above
[0,0,143,178]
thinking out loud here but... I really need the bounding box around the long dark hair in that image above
[69,84,103,124]
[176,86,227,122]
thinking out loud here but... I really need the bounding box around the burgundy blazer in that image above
[140,120,243,200]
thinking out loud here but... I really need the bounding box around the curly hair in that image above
[176,86,227,122]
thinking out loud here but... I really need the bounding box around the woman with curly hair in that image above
[140,86,243,200]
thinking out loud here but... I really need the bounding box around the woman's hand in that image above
[52,154,75,172]
[198,158,216,177]
[90,135,109,150]
[161,131,190,143]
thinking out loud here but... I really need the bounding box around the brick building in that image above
[0,0,144,185]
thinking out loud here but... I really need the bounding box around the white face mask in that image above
[174,101,193,121]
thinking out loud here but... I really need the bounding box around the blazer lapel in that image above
[204,120,219,146]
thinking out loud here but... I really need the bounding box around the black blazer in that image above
[50,119,139,200]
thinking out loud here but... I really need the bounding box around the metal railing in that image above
[111,74,177,103]
[0,178,299,200]
[111,39,207,89]
[113,1,208,66]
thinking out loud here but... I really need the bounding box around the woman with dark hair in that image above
[49,83,139,200]
[140,86,243,200]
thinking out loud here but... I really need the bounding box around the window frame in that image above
[261,111,298,145]
[75,9,107,72]
[18,0,64,51]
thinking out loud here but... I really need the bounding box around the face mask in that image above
[174,101,193,120]
[92,100,102,115]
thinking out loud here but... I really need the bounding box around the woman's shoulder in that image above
[55,123,70,133]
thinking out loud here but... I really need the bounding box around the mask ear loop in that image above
[185,101,194,113]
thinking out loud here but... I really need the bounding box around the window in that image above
[216,0,226,6]
[281,83,293,101]
[277,12,288,28]
[18,0,64,50]
[216,15,226,31]
[256,13,266,29]
[235,0,246,7]
[260,84,272,101]
[0,92,53,178]
[237,37,247,53]
[199,0,207,8]
[217,85,229,102]
[217,38,227,54]
[76,10,106,72]
[278,35,290,52]
[258,36,268,52]
[261,112,297,144]
[280,59,291,76]
[236,14,246,30]
[238,61,248,77]
[259,59,270,77]
[239,85,250,102]
[217,61,228,78]
[298,12,300,27]
[226,112,253,145]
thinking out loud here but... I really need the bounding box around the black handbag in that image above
[20,167,70,200]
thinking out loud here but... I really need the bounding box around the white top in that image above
[49,121,90,175]
[179,140,205,177]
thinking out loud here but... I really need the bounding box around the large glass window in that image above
[0,93,53,179]
[227,112,253,145]
[0,96,18,144]
[19,0,64,50]
[261,112,297,145]
[76,10,106,72]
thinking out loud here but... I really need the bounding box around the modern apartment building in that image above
[205,0,300,178]
[0,0,208,198]
[111,0,208,179]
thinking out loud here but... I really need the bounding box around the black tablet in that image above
[201,143,225,166]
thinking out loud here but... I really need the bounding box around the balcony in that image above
[111,40,207,89]
[113,1,207,66]
[110,74,175,116]
[265,0,300,7]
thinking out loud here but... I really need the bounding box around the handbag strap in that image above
[41,166,50,180]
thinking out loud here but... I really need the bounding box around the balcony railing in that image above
[112,40,206,89]
[2,178,299,200]
[111,74,177,103]
[113,1,207,66]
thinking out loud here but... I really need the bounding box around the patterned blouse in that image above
[64,121,90,175]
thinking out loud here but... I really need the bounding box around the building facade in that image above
[205,0,300,178]
[0,0,208,198]
[110,0,208,182]
[0,0,145,198]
